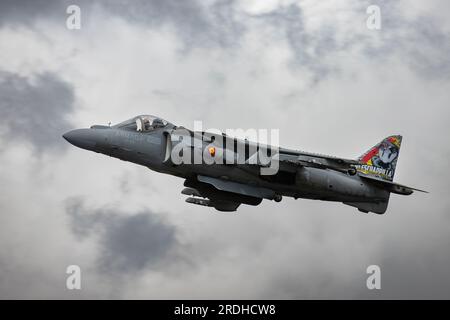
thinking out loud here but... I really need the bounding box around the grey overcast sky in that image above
[0,0,449,299]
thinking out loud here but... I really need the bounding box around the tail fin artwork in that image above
[356,135,402,181]
[344,135,401,214]
[345,135,427,214]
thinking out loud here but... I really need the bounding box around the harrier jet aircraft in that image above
[63,115,426,214]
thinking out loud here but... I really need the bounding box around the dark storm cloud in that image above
[407,20,450,79]
[66,198,181,273]
[0,0,69,27]
[0,71,75,152]
[396,20,450,80]
[0,0,244,48]
[1,1,449,79]
[250,1,450,82]
[361,0,450,80]
[102,0,243,48]
[254,4,339,83]
[364,212,450,299]
[375,249,450,299]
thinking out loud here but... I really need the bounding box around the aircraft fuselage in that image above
[63,125,388,208]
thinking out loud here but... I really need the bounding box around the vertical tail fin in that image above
[356,135,402,181]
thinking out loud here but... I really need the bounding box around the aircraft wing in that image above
[185,130,360,174]
[181,176,267,212]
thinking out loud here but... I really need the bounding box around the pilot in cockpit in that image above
[116,115,169,132]
[135,117,152,132]
[136,117,143,131]
[152,118,165,128]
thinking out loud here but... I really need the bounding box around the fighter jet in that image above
[63,115,427,214]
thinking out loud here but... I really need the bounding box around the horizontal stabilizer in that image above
[359,174,428,195]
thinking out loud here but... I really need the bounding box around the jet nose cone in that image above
[62,132,71,141]
[63,129,97,150]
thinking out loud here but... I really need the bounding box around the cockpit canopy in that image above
[113,115,170,132]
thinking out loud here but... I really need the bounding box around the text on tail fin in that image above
[355,135,402,181]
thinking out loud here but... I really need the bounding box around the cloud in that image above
[0,0,449,299]
[103,0,236,47]
[0,71,75,153]
[0,0,244,49]
[244,1,450,84]
[361,0,450,80]
[66,198,182,274]
[0,0,65,27]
